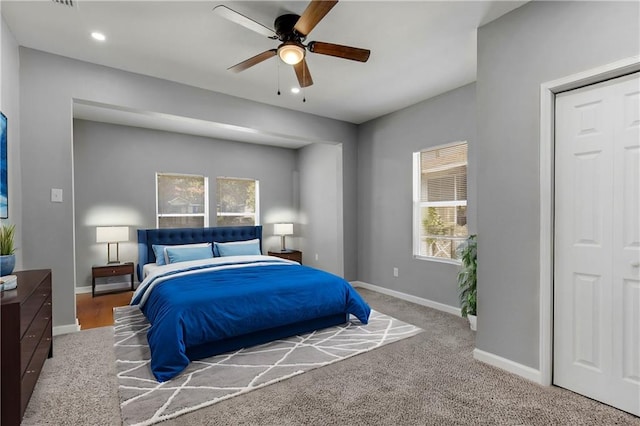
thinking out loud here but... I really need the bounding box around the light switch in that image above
[51,188,63,203]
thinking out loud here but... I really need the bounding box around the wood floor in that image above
[76,291,134,330]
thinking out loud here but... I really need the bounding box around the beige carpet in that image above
[22,288,640,426]
[114,307,422,425]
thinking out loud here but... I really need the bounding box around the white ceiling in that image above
[2,0,526,126]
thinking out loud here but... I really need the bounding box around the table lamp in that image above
[274,223,293,252]
[96,226,129,264]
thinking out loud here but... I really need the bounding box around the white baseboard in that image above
[473,348,542,384]
[53,318,81,336]
[75,282,134,294]
[351,280,461,317]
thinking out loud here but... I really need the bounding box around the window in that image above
[413,142,468,261]
[156,173,208,228]
[216,177,259,226]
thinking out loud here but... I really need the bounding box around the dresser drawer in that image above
[20,319,51,416]
[268,250,302,263]
[19,281,51,338]
[92,263,134,278]
[20,296,52,377]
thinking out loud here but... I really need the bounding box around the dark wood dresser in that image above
[1,269,53,425]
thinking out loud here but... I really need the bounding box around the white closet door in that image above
[554,72,640,416]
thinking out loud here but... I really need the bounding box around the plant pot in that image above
[0,254,16,276]
[467,314,477,331]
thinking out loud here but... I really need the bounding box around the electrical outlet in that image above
[51,188,63,203]
[393,267,399,277]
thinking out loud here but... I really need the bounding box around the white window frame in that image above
[412,141,468,264]
[156,172,209,228]
[216,177,260,226]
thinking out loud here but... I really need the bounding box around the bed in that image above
[132,226,371,382]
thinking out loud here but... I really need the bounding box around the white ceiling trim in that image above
[72,99,329,149]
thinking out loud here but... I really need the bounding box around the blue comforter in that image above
[131,257,370,382]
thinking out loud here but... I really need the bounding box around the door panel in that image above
[572,273,601,370]
[554,72,640,416]
[573,152,603,245]
[622,279,640,383]
[622,146,639,247]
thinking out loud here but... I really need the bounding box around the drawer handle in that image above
[45,302,52,306]
[26,370,36,374]
[46,337,51,341]
[27,334,36,338]
[42,293,48,296]
[44,317,50,320]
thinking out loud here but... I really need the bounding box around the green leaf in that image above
[457,234,477,316]
[0,224,16,255]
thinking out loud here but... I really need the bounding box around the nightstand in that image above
[268,250,302,264]
[92,262,134,297]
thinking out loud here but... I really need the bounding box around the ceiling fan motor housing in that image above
[274,14,303,41]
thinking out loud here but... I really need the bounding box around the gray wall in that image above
[476,1,640,369]
[73,119,299,288]
[19,47,358,329]
[341,125,358,280]
[0,15,23,269]
[298,143,344,276]
[357,83,477,308]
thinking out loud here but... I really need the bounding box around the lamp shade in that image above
[96,226,129,243]
[273,223,293,236]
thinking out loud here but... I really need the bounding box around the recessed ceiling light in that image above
[291,87,300,94]
[91,32,106,41]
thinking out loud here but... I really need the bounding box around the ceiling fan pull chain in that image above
[303,65,306,103]
[277,59,281,95]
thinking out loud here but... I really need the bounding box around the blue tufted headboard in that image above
[136,225,263,281]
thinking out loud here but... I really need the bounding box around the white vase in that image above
[467,314,477,331]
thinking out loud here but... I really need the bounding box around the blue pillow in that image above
[165,245,213,264]
[152,244,169,266]
[215,239,261,257]
[152,243,211,265]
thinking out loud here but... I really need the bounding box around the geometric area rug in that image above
[113,306,422,426]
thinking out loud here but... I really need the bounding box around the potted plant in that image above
[457,234,477,330]
[0,224,16,276]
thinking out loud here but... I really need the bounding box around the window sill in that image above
[413,255,461,266]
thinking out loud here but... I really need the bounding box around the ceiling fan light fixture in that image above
[278,42,305,65]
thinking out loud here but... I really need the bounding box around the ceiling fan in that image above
[213,0,370,88]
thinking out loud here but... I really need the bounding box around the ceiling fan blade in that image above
[228,49,277,73]
[293,0,338,37]
[213,5,277,39]
[308,41,370,62]
[293,59,314,87]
